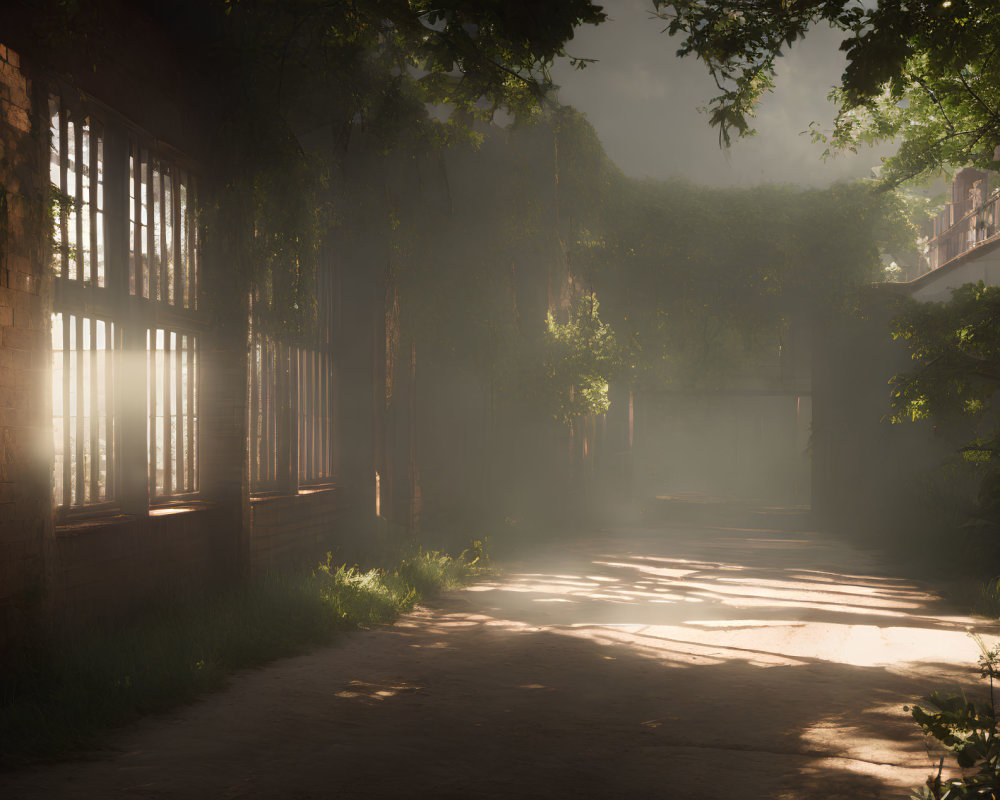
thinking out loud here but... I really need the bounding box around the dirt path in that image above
[5,509,999,799]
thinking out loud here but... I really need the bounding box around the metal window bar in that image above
[69,117,78,282]
[288,345,299,484]
[60,107,68,280]
[303,349,309,481]
[88,317,98,500]
[165,166,175,306]
[188,335,197,491]
[175,332,184,492]
[250,330,283,492]
[320,352,327,476]
[163,329,173,496]
[264,338,273,483]
[48,90,201,511]
[325,351,333,476]
[58,113,104,289]
[179,172,188,309]
[148,155,157,301]
[81,120,90,285]
[148,328,157,493]
[269,339,279,482]
[261,336,269,484]
[296,347,333,483]
[310,349,317,479]
[296,348,303,480]
[52,312,116,508]
[153,161,162,302]
[74,314,84,503]
[129,137,139,295]
[143,148,151,298]
[191,176,199,310]
[148,326,198,499]
[48,95,63,278]
[306,349,314,480]
[105,315,115,498]
[95,126,105,287]
[249,333,259,487]
[129,145,196,307]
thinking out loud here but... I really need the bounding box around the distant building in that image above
[909,167,1000,300]
[811,165,1000,530]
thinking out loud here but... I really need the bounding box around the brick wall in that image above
[49,508,231,628]
[0,39,378,642]
[0,44,51,641]
[249,488,355,574]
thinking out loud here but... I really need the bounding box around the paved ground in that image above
[4,506,998,799]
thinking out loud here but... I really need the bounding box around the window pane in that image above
[129,140,137,294]
[48,95,63,278]
[66,119,77,282]
[297,348,333,483]
[250,333,281,491]
[148,327,198,498]
[52,312,115,508]
[80,120,91,285]
[95,132,105,288]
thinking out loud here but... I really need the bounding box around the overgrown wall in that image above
[0,43,50,641]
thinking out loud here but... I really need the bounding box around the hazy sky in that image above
[549,0,894,188]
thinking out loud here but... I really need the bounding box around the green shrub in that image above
[909,637,1000,799]
[0,543,488,766]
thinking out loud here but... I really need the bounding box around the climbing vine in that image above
[12,0,607,337]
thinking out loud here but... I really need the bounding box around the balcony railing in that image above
[927,193,1000,271]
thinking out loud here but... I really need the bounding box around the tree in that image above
[653,0,1000,186]
[5,0,608,335]
[890,282,1000,517]
[541,293,620,424]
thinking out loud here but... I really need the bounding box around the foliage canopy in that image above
[373,107,912,426]
[19,0,607,336]
[891,283,1000,517]
[654,0,1000,186]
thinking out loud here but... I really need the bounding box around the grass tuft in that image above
[0,546,488,767]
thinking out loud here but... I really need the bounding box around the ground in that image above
[4,503,998,799]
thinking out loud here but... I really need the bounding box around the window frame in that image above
[47,80,204,521]
[248,260,337,497]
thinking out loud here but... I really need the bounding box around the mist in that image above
[4,2,1000,798]
[551,0,894,188]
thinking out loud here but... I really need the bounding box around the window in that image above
[249,331,283,491]
[249,264,336,494]
[49,88,201,513]
[49,96,105,287]
[298,263,336,483]
[49,93,116,510]
[148,328,199,498]
[136,138,201,502]
[129,141,198,306]
[51,313,117,507]
[296,347,334,483]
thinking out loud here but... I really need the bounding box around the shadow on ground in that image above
[2,503,996,799]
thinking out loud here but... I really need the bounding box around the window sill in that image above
[297,482,337,495]
[149,501,212,517]
[55,501,214,534]
[55,512,135,536]
[250,483,338,505]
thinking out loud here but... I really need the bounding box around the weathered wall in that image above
[810,292,957,531]
[0,39,377,641]
[0,44,51,641]
[249,488,355,574]
[48,508,230,628]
